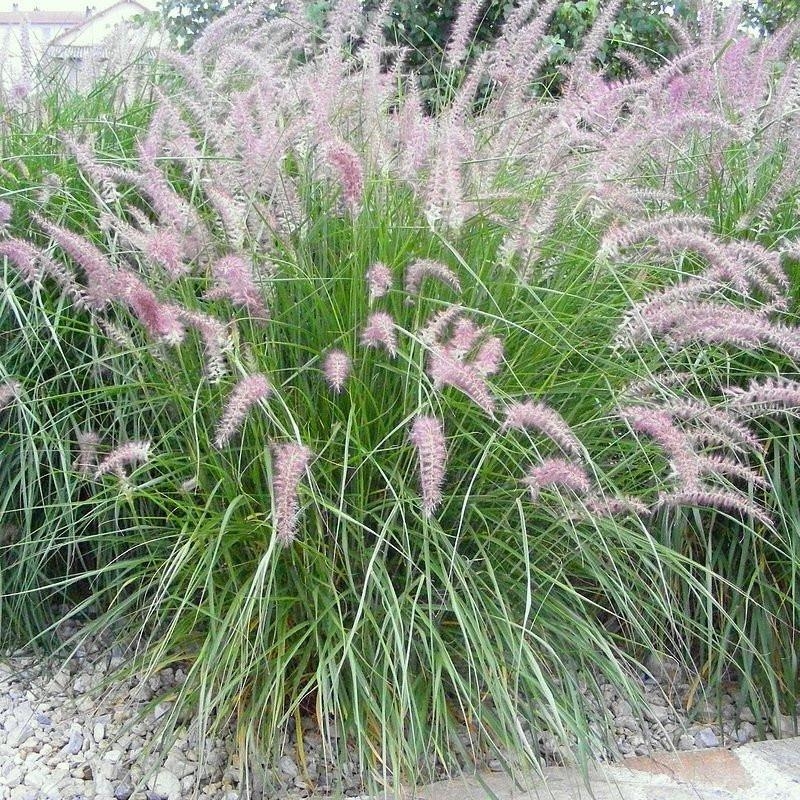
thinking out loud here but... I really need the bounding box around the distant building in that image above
[0,6,87,88]
[47,1,151,64]
[0,1,154,93]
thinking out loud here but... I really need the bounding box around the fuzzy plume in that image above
[366,261,393,304]
[271,442,313,545]
[0,201,10,232]
[445,0,483,68]
[95,441,151,479]
[409,414,447,517]
[724,378,800,416]
[174,308,231,383]
[0,380,21,409]
[73,430,100,475]
[214,373,272,448]
[320,139,364,212]
[658,488,773,528]
[205,254,268,318]
[323,348,352,393]
[618,405,700,485]
[361,311,398,357]
[503,401,583,457]
[427,349,496,414]
[522,458,591,502]
[404,258,462,299]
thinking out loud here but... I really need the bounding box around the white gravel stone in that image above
[0,623,782,800]
[147,768,182,800]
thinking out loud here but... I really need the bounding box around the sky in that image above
[0,0,154,11]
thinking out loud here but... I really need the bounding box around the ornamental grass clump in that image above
[1,0,800,788]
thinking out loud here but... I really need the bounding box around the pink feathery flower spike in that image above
[725,378,800,413]
[366,261,393,304]
[428,349,496,414]
[409,414,447,517]
[174,307,230,383]
[445,0,483,68]
[404,259,461,299]
[143,228,188,279]
[522,458,591,502]
[73,430,100,475]
[503,401,583,457]
[618,405,699,485]
[271,442,313,545]
[361,311,398,357]
[205,254,268,318]
[119,275,186,344]
[0,380,21,409]
[321,140,364,211]
[323,349,352,393]
[0,200,11,232]
[95,441,151,480]
[447,318,482,356]
[658,488,773,529]
[473,336,504,377]
[214,373,272,448]
[420,305,463,345]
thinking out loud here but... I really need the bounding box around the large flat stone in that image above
[742,737,800,781]
[622,749,753,791]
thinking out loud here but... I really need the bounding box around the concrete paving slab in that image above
[622,750,752,792]
[398,737,800,800]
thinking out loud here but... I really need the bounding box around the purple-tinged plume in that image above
[0,201,11,232]
[725,378,800,414]
[428,349,496,414]
[503,401,583,457]
[409,414,447,517]
[320,139,364,212]
[95,441,151,480]
[173,307,230,383]
[361,311,398,357]
[214,373,272,448]
[666,398,764,454]
[0,380,21,409]
[366,261,393,304]
[445,0,482,68]
[473,336,504,376]
[404,259,461,299]
[581,494,650,518]
[323,348,352,393]
[420,305,463,345]
[658,488,773,528]
[618,405,699,485]
[522,458,591,502]
[73,430,100,475]
[34,214,117,308]
[0,238,41,283]
[271,442,313,545]
[117,274,187,345]
[205,254,268,318]
[447,318,482,356]
[143,228,188,279]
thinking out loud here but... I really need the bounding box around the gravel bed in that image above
[0,626,784,800]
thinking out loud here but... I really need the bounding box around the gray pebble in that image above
[694,727,719,748]
[278,755,298,777]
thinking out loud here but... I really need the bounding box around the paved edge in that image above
[385,737,800,800]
